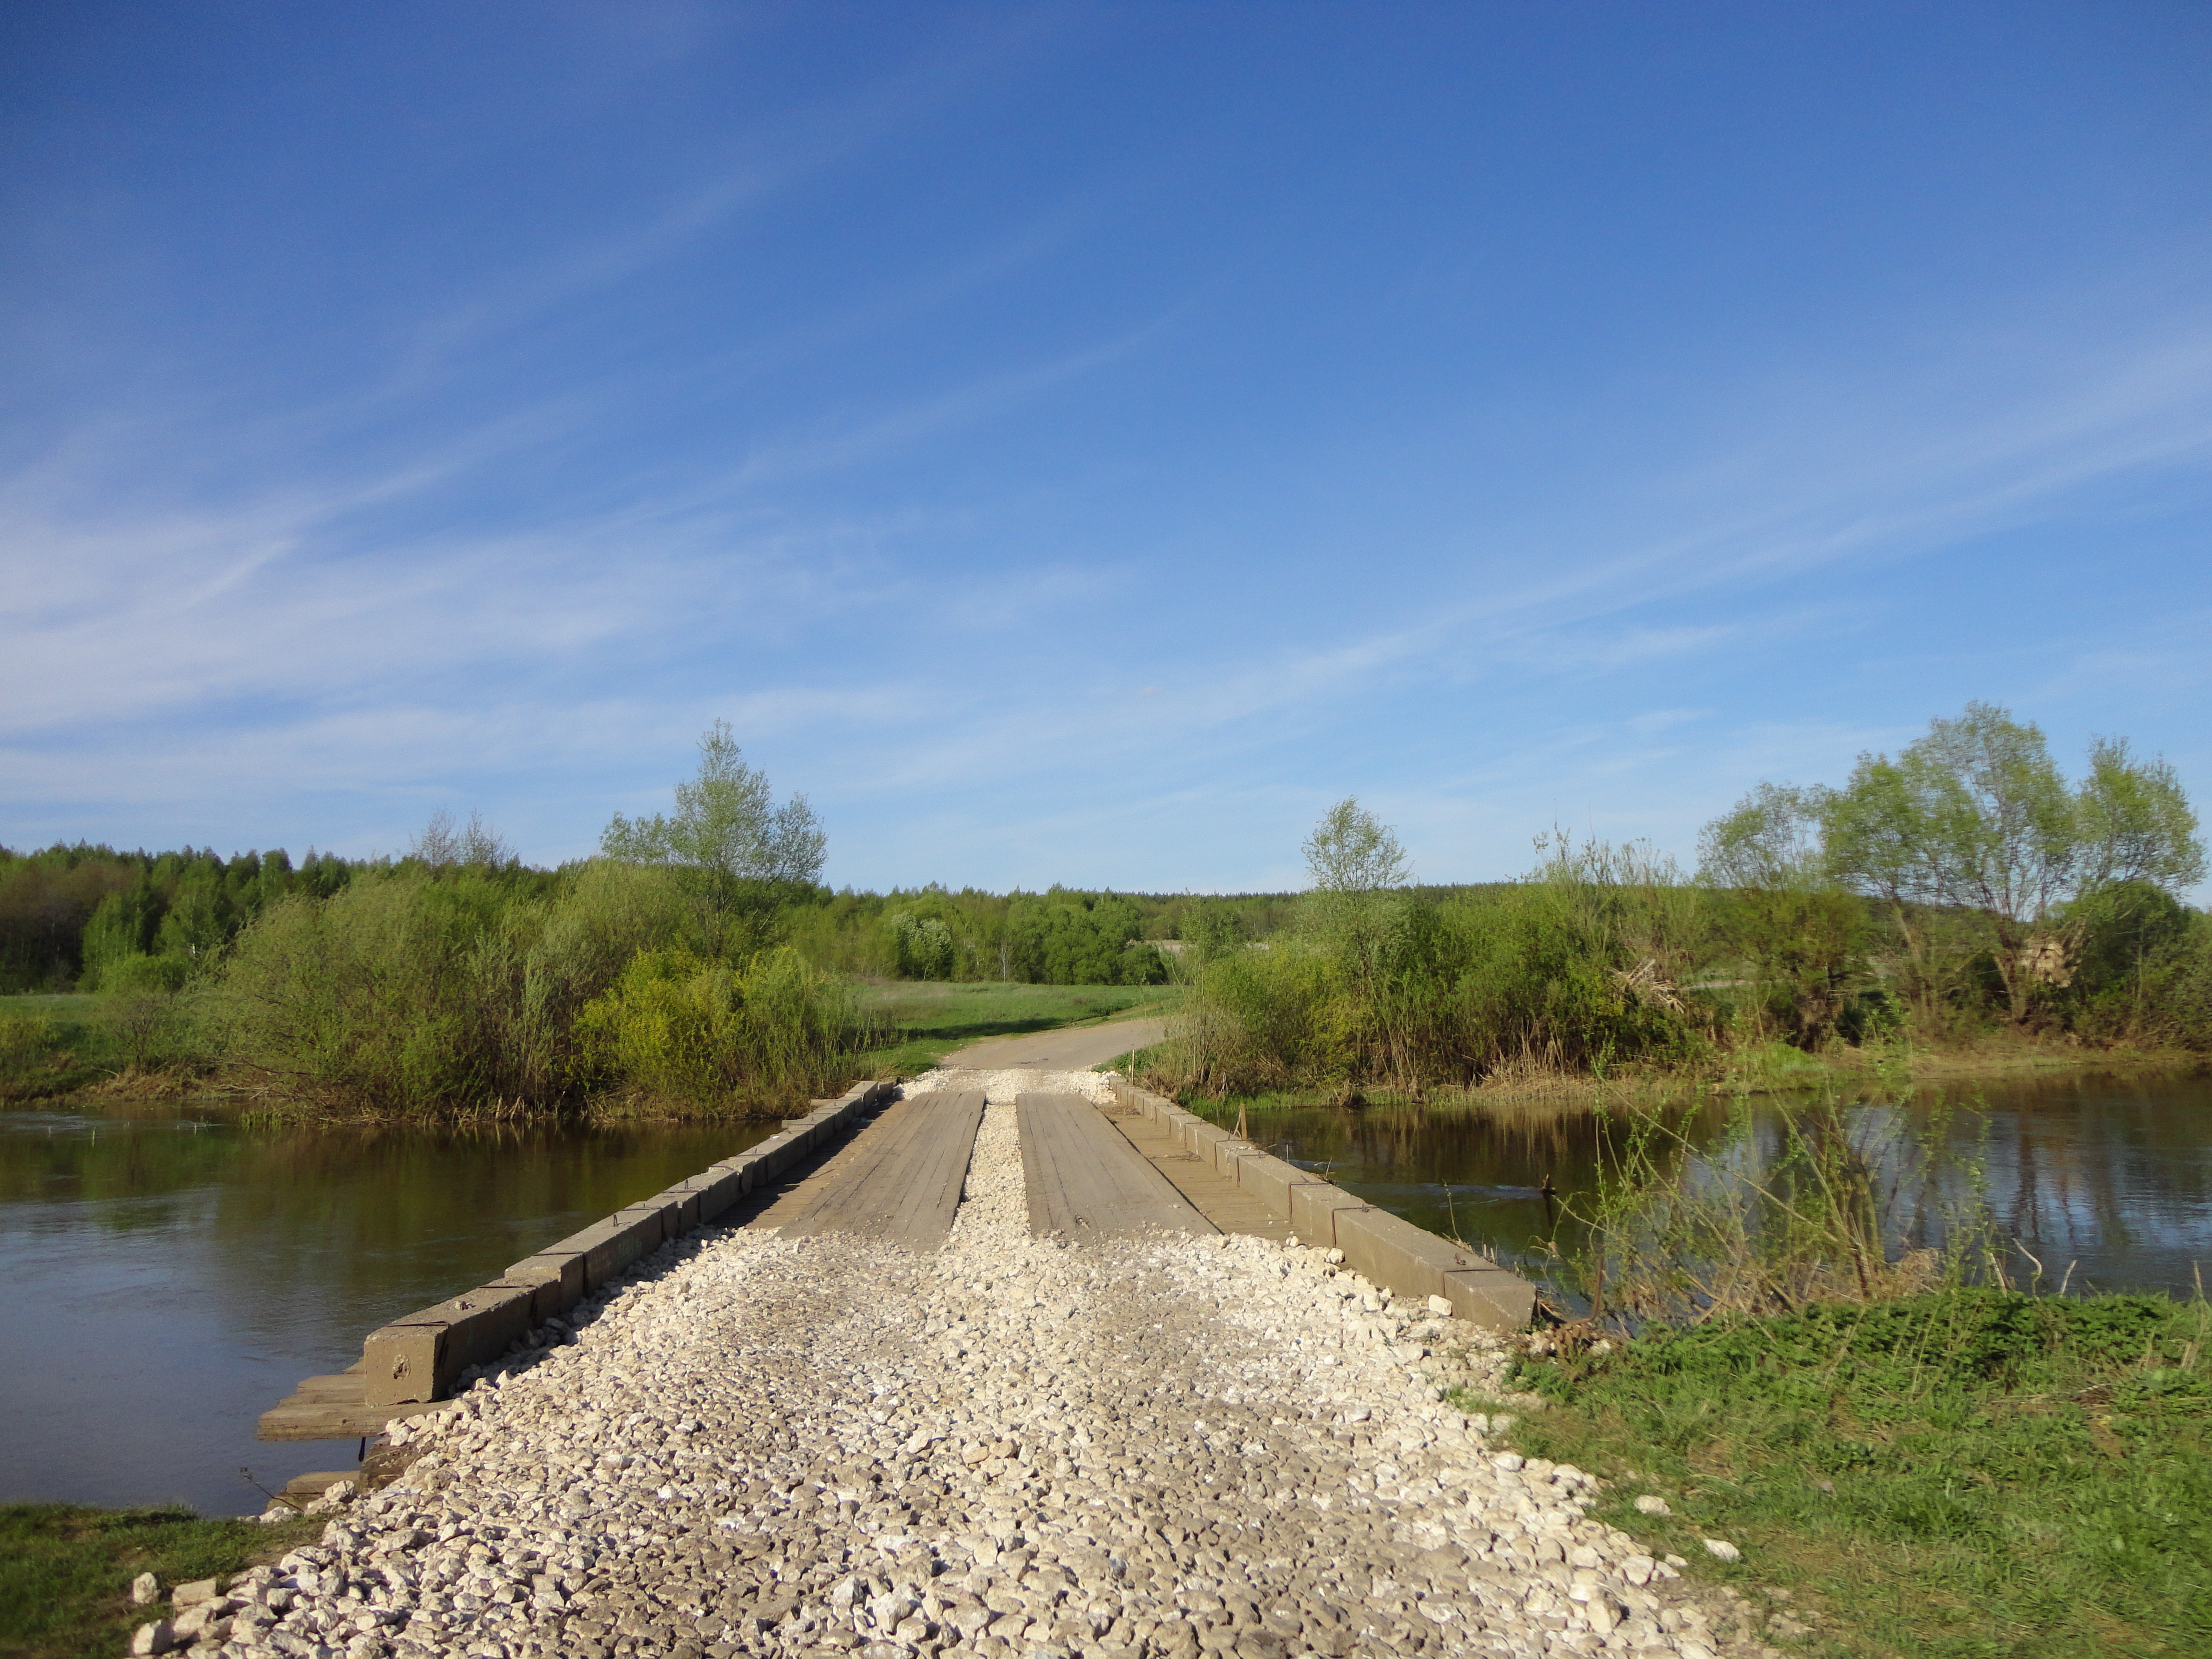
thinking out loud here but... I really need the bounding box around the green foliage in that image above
[1161,816,1713,1098]
[1006,891,1168,986]
[601,722,826,956]
[1818,704,2204,1022]
[572,946,868,1109]
[199,861,683,1113]
[0,842,359,994]
[889,910,958,980]
[1698,784,1870,1045]
[0,1012,54,1096]
[0,1503,317,1659]
[1490,1289,2212,1659]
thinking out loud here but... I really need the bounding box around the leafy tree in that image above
[1819,704,2202,1022]
[600,721,826,950]
[1697,784,1868,1044]
[890,911,957,979]
[1299,797,1412,1004]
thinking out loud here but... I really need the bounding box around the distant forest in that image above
[0,839,1309,996]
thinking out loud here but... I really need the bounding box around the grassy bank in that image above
[0,1504,318,1659]
[857,980,1179,1075]
[1456,1289,2212,1659]
[1124,1026,2208,1120]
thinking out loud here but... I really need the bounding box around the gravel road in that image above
[142,1073,1770,1659]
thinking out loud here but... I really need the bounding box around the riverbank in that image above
[0,1504,321,1659]
[1461,1287,2212,1659]
[1128,1028,2208,1119]
[0,985,1185,1121]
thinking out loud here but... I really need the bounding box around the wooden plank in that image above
[1100,1105,1296,1241]
[257,1395,462,1441]
[768,1091,985,1246]
[258,1369,466,1442]
[1017,1093,1214,1238]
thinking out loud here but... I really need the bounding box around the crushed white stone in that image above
[165,1072,1773,1659]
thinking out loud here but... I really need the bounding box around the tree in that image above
[1820,703,2203,1022]
[1302,798,1409,897]
[409,809,514,868]
[1697,784,1867,1043]
[600,722,827,948]
[1298,799,1412,1039]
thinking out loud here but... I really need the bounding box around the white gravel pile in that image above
[139,1074,1767,1659]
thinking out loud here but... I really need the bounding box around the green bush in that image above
[98,953,191,995]
[572,945,869,1109]
[1158,833,1712,1098]
[0,1012,54,1092]
[199,860,700,1113]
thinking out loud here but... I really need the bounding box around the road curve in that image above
[936,1017,1168,1073]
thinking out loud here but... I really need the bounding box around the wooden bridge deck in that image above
[1017,1091,1214,1237]
[1096,1097,1298,1242]
[763,1089,986,1245]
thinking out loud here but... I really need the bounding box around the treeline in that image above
[0,843,361,993]
[1158,704,2212,1099]
[0,732,866,1117]
[782,888,1301,986]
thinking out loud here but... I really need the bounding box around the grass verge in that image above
[1456,1288,2212,1659]
[0,1504,319,1659]
[854,981,1179,1075]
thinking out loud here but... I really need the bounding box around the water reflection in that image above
[1209,1070,2212,1299]
[0,1101,770,1515]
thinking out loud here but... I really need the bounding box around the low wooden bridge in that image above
[260,1076,1535,1445]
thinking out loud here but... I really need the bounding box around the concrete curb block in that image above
[1105,1074,1539,1332]
[360,1077,897,1405]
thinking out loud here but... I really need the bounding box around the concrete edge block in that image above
[361,1322,444,1407]
[1182,1121,1232,1160]
[362,1282,533,1404]
[1334,1207,1449,1304]
[649,1187,702,1234]
[1212,1138,1259,1179]
[1442,1266,1539,1333]
[1288,1182,1370,1243]
[501,1253,585,1320]
[1234,1150,1306,1218]
[614,1199,678,1249]
[679,1165,747,1223]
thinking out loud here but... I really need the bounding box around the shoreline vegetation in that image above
[5,702,2210,1122]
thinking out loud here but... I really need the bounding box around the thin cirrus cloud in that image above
[2,6,2209,891]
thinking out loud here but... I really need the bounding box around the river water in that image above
[1203,1069,2212,1302]
[0,1106,769,1517]
[2,1069,2206,1516]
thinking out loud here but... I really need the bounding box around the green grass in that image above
[853,980,1180,1076]
[0,1504,319,1659]
[1457,1289,2212,1659]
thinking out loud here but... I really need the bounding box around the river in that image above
[1,1068,2205,1516]
[0,1107,770,1517]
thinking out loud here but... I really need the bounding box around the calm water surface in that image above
[0,1104,770,1516]
[1202,1070,2212,1298]
[3,1070,2206,1516]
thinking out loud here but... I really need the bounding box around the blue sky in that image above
[5,2,2210,894]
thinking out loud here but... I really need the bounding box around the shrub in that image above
[572,946,869,1111]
